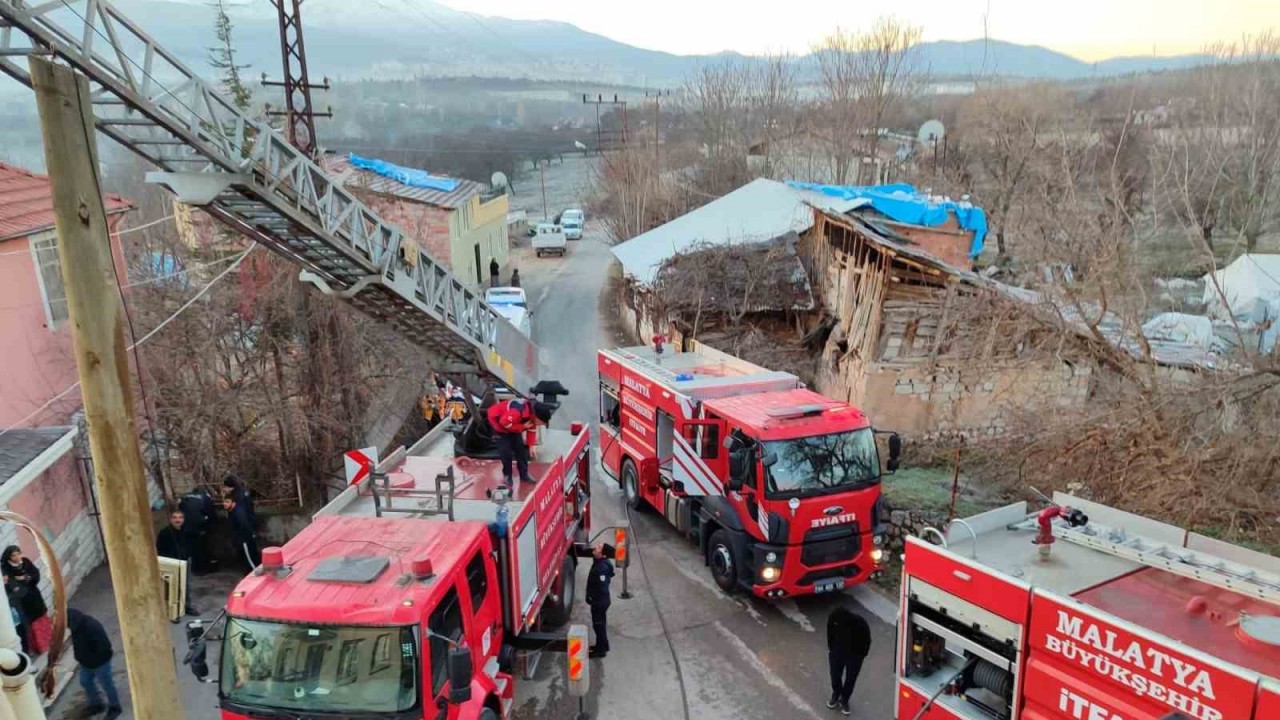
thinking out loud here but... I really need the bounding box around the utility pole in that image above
[645,90,670,167]
[30,58,186,720]
[540,164,549,222]
[264,0,331,156]
[582,93,628,153]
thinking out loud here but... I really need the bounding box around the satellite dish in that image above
[491,171,509,191]
[918,119,946,145]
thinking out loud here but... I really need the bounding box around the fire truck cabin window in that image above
[763,428,880,497]
[429,588,465,695]
[466,552,489,610]
[219,618,417,713]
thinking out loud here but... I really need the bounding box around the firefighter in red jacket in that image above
[486,398,553,485]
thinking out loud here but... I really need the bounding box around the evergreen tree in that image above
[208,0,251,111]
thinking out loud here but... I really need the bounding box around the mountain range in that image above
[73,0,1221,86]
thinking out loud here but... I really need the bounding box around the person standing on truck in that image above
[586,543,615,659]
[486,398,552,486]
[826,605,871,716]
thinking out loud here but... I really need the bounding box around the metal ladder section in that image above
[0,0,541,392]
[1013,516,1280,604]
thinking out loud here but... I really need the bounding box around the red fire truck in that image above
[597,340,899,599]
[195,411,593,720]
[897,491,1280,720]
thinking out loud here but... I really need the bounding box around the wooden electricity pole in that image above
[30,57,186,720]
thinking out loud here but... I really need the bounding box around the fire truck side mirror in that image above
[447,647,474,703]
[886,433,902,473]
[760,450,778,469]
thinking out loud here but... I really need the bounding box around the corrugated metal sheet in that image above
[325,155,484,210]
[611,178,867,286]
[0,162,133,241]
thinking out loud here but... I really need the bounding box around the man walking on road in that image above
[155,510,196,616]
[485,398,552,486]
[826,605,871,716]
[586,543,615,659]
[67,608,121,720]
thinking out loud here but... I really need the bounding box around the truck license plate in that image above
[814,579,845,594]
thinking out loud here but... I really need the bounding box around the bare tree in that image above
[749,54,799,179]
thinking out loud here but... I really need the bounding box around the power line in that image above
[0,246,255,439]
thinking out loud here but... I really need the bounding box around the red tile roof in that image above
[0,162,134,242]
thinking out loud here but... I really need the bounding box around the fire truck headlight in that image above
[765,551,778,564]
[870,548,885,565]
[760,565,781,583]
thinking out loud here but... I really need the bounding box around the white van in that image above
[561,209,584,240]
[485,287,532,338]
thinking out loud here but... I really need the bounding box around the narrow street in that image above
[509,219,900,720]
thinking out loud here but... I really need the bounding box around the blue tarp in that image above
[348,153,460,193]
[788,181,988,259]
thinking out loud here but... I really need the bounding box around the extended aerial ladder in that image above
[0,0,542,396]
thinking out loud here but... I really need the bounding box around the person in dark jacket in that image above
[178,487,216,574]
[155,510,196,615]
[67,608,121,720]
[489,257,500,288]
[826,605,872,716]
[223,497,260,572]
[509,268,521,288]
[485,399,552,486]
[2,546,48,654]
[585,543,615,659]
[223,475,256,527]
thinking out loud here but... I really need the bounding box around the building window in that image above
[29,232,68,329]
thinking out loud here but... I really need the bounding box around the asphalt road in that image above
[509,221,902,720]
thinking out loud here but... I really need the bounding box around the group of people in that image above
[154,475,261,617]
[488,257,519,288]
[2,547,122,718]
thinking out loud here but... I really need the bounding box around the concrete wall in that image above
[0,215,129,428]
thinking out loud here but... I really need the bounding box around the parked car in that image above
[533,222,567,257]
[561,208,584,240]
[486,287,532,338]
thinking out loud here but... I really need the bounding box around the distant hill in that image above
[86,0,1223,85]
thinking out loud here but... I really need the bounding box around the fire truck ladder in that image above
[0,0,542,393]
[1014,515,1280,604]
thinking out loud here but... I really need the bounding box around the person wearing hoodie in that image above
[826,605,871,716]
[67,608,121,719]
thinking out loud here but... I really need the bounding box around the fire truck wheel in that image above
[479,708,499,720]
[622,460,645,511]
[541,555,576,627]
[708,529,739,593]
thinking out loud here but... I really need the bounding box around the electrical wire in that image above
[0,246,255,440]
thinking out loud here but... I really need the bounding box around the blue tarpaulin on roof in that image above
[348,153,460,193]
[788,181,988,259]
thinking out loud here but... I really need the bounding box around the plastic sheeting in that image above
[787,181,988,258]
[1142,313,1217,349]
[348,153,460,192]
[1202,254,1280,324]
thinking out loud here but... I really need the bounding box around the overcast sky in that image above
[437,0,1277,61]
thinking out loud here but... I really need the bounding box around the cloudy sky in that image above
[438,0,1277,60]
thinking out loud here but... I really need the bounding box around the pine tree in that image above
[208,0,251,111]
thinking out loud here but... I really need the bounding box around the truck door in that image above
[426,582,466,720]
[673,419,725,496]
[462,548,501,664]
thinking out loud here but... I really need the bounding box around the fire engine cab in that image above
[598,340,899,599]
[195,407,592,720]
[897,491,1280,720]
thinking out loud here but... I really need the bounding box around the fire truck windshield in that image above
[220,617,417,715]
[763,428,880,497]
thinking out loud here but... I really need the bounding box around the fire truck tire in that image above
[479,707,499,720]
[622,459,646,511]
[708,529,739,593]
[541,555,576,627]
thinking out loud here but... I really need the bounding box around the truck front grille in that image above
[800,524,860,567]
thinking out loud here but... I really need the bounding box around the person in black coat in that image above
[223,496,260,572]
[826,605,872,716]
[178,487,216,574]
[223,475,256,527]
[585,543,615,659]
[2,546,47,654]
[489,257,500,288]
[156,510,196,615]
[67,608,121,719]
